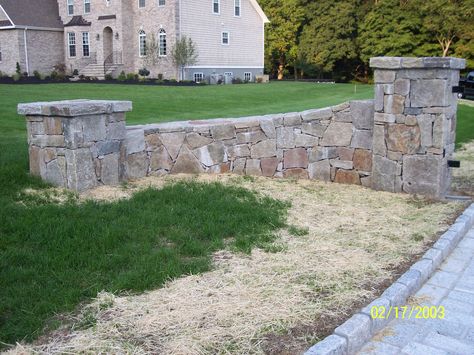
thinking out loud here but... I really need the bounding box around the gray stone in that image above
[251,139,277,159]
[397,269,423,294]
[417,114,434,147]
[410,259,434,284]
[28,121,45,135]
[422,331,474,354]
[159,132,186,160]
[358,341,401,355]
[284,148,309,169]
[321,122,353,147]
[276,127,295,149]
[381,282,410,306]
[233,117,261,129]
[106,121,126,140]
[96,140,121,156]
[237,130,266,144]
[283,112,301,126]
[65,148,97,191]
[386,124,421,154]
[370,57,402,69]
[260,119,276,138]
[44,159,66,187]
[30,135,66,148]
[126,152,148,179]
[232,158,246,175]
[404,107,423,115]
[360,297,392,333]
[432,116,448,149]
[171,146,204,174]
[185,132,213,150]
[334,109,353,123]
[373,125,387,156]
[360,176,371,187]
[374,70,396,83]
[330,159,353,170]
[261,158,279,177]
[301,122,326,137]
[301,107,333,121]
[101,153,120,185]
[423,248,444,270]
[245,159,262,175]
[394,78,410,96]
[372,155,399,192]
[193,142,227,167]
[411,79,449,107]
[295,133,319,148]
[211,124,236,140]
[150,146,173,171]
[18,99,132,117]
[227,144,251,159]
[337,147,355,161]
[387,150,402,161]
[309,147,338,162]
[427,270,459,290]
[384,94,405,114]
[334,313,372,354]
[82,115,106,142]
[374,113,396,123]
[403,155,443,197]
[304,334,347,355]
[402,342,449,355]
[63,118,84,149]
[375,85,384,112]
[332,102,350,112]
[308,160,331,181]
[351,130,373,149]
[351,100,374,130]
[126,129,146,155]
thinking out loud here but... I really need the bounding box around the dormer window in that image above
[139,0,145,8]
[67,0,74,16]
[213,0,219,14]
[84,0,91,13]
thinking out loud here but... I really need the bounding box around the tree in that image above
[143,33,161,67]
[259,0,305,79]
[171,36,198,81]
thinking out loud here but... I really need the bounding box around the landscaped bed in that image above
[6,174,466,354]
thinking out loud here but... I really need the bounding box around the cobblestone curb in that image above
[305,203,474,355]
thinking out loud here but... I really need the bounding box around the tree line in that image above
[259,0,474,81]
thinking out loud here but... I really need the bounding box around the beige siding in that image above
[0,29,21,75]
[180,0,264,68]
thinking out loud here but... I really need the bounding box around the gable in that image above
[0,0,63,29]
[249,0,269,23]
[0,5,12,27]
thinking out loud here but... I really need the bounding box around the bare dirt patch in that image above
[8,175,465,355]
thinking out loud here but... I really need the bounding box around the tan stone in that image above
[284,148,308,169]
[245,159,262,176]
[261,157,279,177]
[337,147,354,161]
[335,170,361,185]
[29,145,42,176]
[321,122,353,146]
[150,146,173,171]
[386,124,421,154]
[353,149,372,172]
[145,133,163,150]
[185,132,213,150]
[44,117,63,135]
[283,168,308,179]
[171,146,204,174]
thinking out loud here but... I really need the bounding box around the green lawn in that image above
[0,82,473,348]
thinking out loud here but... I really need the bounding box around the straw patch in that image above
[452,141,474,196]
[7,175,464,354]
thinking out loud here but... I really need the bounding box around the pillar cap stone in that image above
[18,99,133,117]
[370,57,466,70]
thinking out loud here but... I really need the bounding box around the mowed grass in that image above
[0,82,473,348]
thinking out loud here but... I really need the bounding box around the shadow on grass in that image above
[0,137,289,347]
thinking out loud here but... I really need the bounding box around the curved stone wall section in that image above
[123,100,375,186]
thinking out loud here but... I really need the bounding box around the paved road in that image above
[358,229,474,355]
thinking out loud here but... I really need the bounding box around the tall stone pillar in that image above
[18,99,132,191]
[370,57,465,198]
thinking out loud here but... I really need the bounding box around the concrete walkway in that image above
[358,229,474,355]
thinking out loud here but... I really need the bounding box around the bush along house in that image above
[0,0,269,82]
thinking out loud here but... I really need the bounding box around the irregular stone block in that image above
[284,148,309,169]
[251,139,277,159]
[321,122,353,147]
[332,102,350,112]
[145,133,163,151]
[351,100,374,130]
[209,163,231,174]
[301,122,326,137]
[384,94,405,114]
[305,334,347,355]
[211,124,235,140]
[386,124,421,154]
[28,121,45,136]
[375,85,384,112]
[171,146,204,174]
[411,79,449,107]
[353,149,372,171]
[107,121,126,140]
[335,169,360,185]
[30,135,65,148]
[96,140,121,156]
[29,145,42,176]
[126,129,146,155]
[45,159,66,187]
[301,107,333,121]
[334,109,353,123]
[261,157,279,177]
[44,117,63,135]
[227,144,250,159]
[245,159,262,176]
[374,70,396,83]
[433,116,448,149]
[65,148,97,191]
[383,84,394,95]
[283,168,308,179]
[403,155,443,197]
[374,113,396,123]
[394,78,410,96]
[63,119,83,149]
[417,114,434,147]
[233,117,260,129]
[295,133,319,148]
[126,151,148,180]
[370,57,402,69]
[283,112,301,126]
[351,130,373,150]
[308,160,331,181]
[101,153,120,185]
[337,147,354,161]
[232,158,246,175]
[404,107,422,115]
[193,142,227,167]
[372,155,399,192]
[237,130,266,144]
[159,132,186,160]
[330,159,353,170]
[150,146,173,171]
[185,132,213,150]
[361,176,372,188]
[373,124,387,156]
[82,116,106,142]
[405,115,418,126]
[260,119,276,138]
[276,127,295,149]
[309,147,338,162]
[334,313,372,354]
[387,150,403,161]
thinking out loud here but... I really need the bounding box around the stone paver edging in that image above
[305,203,474,355]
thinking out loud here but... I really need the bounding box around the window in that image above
[222,31,229,45]
[82,32,90,57]
[194,72,204,83]
[159,29,166,56]
[84,0,91,13]
[68,32,76,57]
[67,0,74,15]
[158,0,165,5]
[139,0,145,8]
[106,0,111,7]
[139,30,146,56]
[234,0,241,16]
[213,0,219,14]
[244,72,252,82]
[224,72,233,77]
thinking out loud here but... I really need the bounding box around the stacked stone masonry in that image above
[18,57,465,198]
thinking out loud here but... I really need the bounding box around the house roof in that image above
[64,15,91,27]
[250,0,270,23]
[0,0,63,29]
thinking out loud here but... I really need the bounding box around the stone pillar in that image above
[18,99,132,191]
[370,57,465,198]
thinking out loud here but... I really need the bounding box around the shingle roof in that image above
[0,0,63,29]
[64,15,91,27]
[0,19,11,27]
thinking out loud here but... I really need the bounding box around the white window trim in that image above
[84,0,91,14]
[224,72,233,76]
[139,30,146,57]
[193,72,204,82]
[159,30,166,57]
[213,0,220,15]
[68,32,76,58]
[221,31,229,45]
[82,32,90,57]
[234,0,241,17]
[244,72,252,81]
[67,0,74,16]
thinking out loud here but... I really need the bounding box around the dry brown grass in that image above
[7,175,464,355]
[452,141,474,196]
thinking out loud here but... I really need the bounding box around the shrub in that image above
[126,73,138,81]
[53,63,67,75]
[104,74,113,81]
[79,74,86,80]
[72,69,79,76]
[15,62,21,75]
[117,71,127,81]
[33,71,42,80]
[138,68,150,77]
[217,79,223,85]
[157,73,163,80]
[232,77,243,84]
[22,72,28,78]
[12,73,21,81]
[50,70,58,80]
[168,79,177,83]
[256,77,263,83]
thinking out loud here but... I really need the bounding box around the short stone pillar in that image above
[18,100,132,191]
[370,57,465,198]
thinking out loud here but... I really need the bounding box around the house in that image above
[0,0,269,82]
[0,0,64,76]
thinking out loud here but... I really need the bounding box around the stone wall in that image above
[123,100,374,185]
